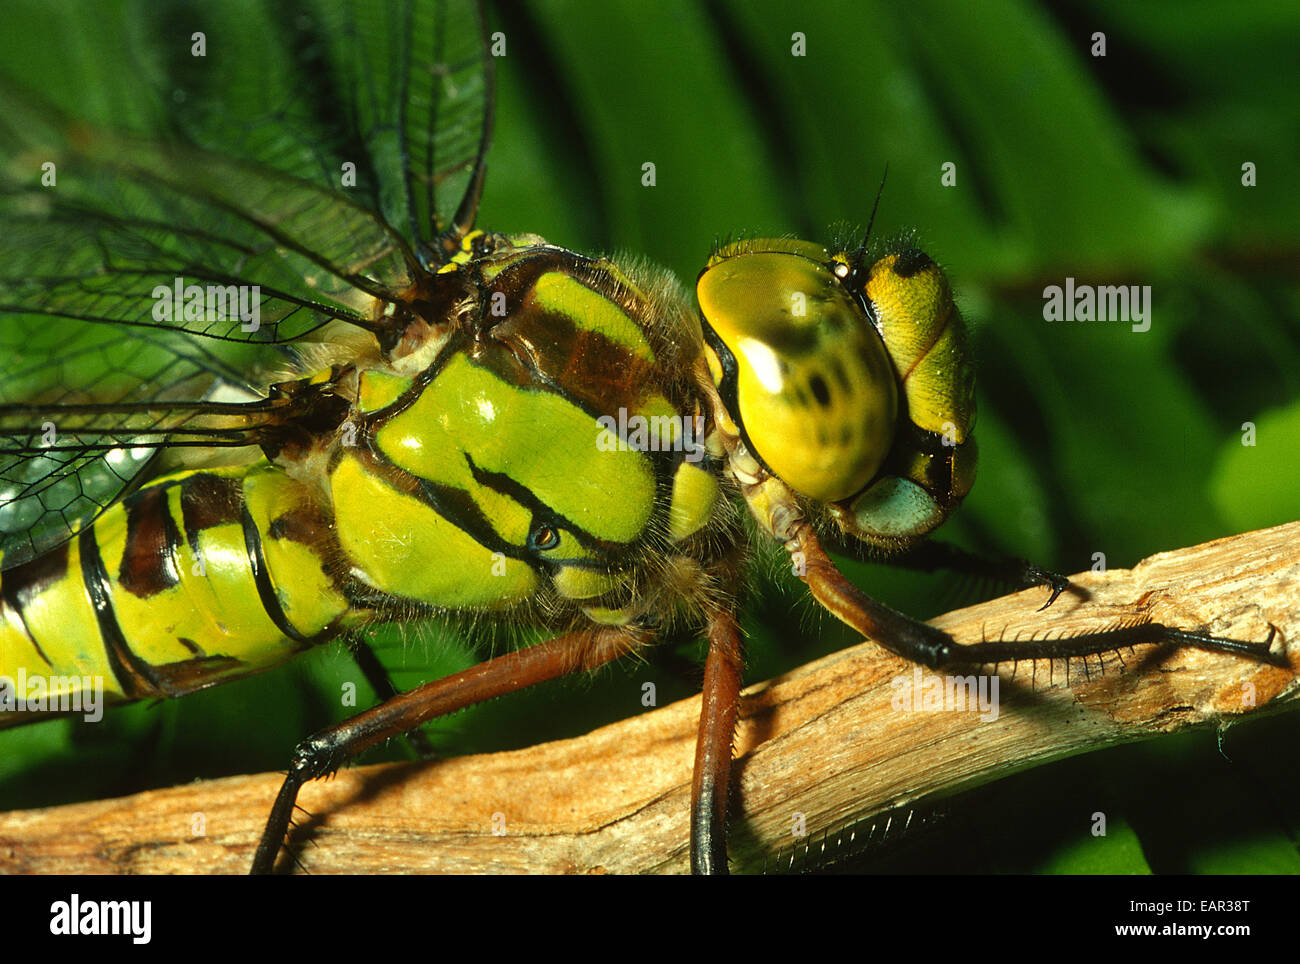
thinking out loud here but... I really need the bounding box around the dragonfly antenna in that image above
[854,164,889,264]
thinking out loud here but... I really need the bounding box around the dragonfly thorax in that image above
[326,240,726,627]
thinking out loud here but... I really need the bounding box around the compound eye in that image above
[859,250,976,445]
[697,248,899,503]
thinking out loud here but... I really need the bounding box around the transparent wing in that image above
[0,0,490,567]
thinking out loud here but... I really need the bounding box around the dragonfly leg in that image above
[824,532,1074,612]
[789,522,1286,670]
[884,539,1073,612]
[690,606,744,876]
[251,622,652,874]
[346,635,435,759]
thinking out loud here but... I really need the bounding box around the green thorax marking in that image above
[333,243,713,612]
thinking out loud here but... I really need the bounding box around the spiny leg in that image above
[346,634,435,759]
[823,532,1072,612]
[790,523,1285,670]
[883,539,1072,611]
[691,606,744,876]
[251,623,651,874]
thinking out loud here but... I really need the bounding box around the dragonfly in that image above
[0,0,1289,874]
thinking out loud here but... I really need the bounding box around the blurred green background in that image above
[1,0,1298,873]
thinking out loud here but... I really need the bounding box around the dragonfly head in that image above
[697,238,977,544]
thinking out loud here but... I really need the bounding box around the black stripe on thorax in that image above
[462,455,634,568]
[344,443,535,572]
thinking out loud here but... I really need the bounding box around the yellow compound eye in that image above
[861,250,975,444]
[697,245,898,503]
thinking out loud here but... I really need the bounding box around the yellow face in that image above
[697,241,900,504]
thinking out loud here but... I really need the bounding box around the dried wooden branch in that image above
[1,522,1296,874]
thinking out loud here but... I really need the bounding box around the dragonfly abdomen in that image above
[0,462,348,724]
